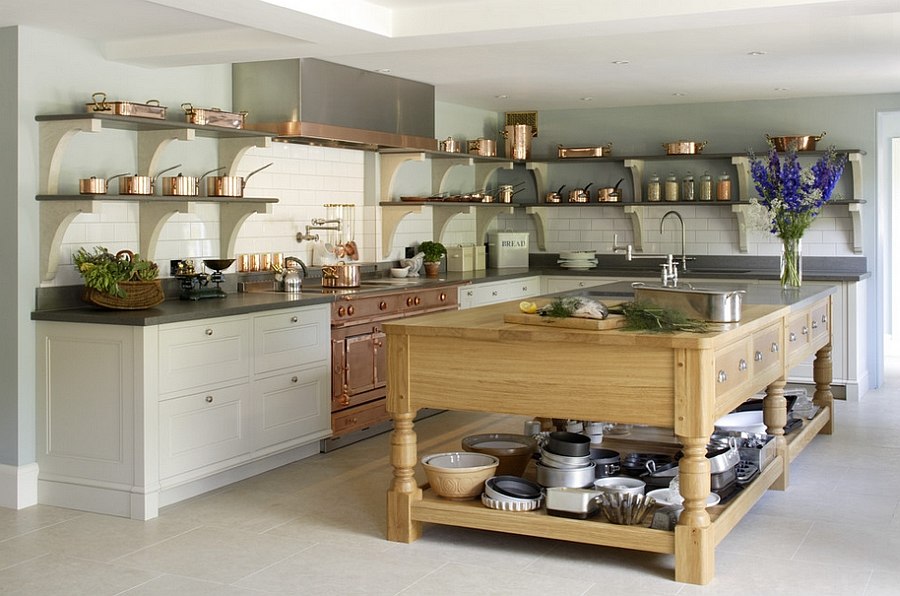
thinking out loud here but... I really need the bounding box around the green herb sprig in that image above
[538,296,583,318]
[74,246,159,298]
[609,301,709,333]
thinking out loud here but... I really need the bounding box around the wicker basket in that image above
[82,280,165,310]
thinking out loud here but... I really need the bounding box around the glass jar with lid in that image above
[717,172,732,201]
[681,171,695,201]
[664,173,679,202]
[647,173,661,202]
[699,171,713,201]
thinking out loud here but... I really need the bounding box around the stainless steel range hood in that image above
[232,58,436,151]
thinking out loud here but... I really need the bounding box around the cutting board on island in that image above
[503,312,627,330]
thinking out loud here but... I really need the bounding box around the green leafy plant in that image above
[73,246,159,298]
[418,240,446,263]
[608,301,709,333]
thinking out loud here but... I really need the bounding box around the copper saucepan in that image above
[321,262,360,288]
[79,173,129,195]
[662,140,707,155]
[161,167,225,197]
[119,164,182,195]
[206,163,273,198]
[766,132,826,152]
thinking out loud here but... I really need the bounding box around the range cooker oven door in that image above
[332,322,387,415]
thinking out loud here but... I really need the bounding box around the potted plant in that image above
[418,240,446,277]
[74,246,164,309]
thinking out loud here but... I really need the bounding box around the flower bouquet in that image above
[748,146,847,288]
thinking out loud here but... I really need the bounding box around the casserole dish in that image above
[557,143,612,158]
[85,92,166,120]
[662,140,707,155]
[766,132,826,152]
[182,103,248,129]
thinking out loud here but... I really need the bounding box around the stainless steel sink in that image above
[631,282,747,322]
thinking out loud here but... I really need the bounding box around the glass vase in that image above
[780,237,802,289]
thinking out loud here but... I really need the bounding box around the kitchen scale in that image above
[176,258,234,300]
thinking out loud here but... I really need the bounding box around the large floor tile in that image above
[792,519,900,572]
[118,573,270,595]
[0,553,159,596]
[400,561,594,595]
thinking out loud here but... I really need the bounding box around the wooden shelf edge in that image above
[786,406,831,462]
[711,453,784,545]
[411,490,675,554]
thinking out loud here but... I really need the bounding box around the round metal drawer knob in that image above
[755,351,763,362]
[717,370,727,383]
[771,342,779,353]
[205,329,213,336]
[205,395,213,403]
[739,359,748,372]
[291,376,298,383]
[290,316,298,323]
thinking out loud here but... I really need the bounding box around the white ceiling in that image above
[2,0,900,111]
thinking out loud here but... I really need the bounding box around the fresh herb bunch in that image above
[417,240,446,263]
[538,296,584,318]
[609,301,709,333]
[748,146,847,241]
[74,246,159,298]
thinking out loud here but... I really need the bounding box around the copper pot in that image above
[161,167,224,197]
[467,138,497,157]
[321,262,360,288]
[118,164,181,195]
[545,185,565,203]
[766,132,826,152]
[206,163,273,198]
[662,140,707,155]
[439,137,461,153]
[568,183,593,203]
[79,173,128,195]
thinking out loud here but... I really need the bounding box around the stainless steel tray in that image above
[632,283,745,322]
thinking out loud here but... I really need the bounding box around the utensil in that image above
[662,140,707,155]
[535,460,596,488]
[79,172,129,195]
[206,162,273,197]
[119,163,182,195]
[766,132,826,152]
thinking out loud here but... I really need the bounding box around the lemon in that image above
[519,301,538,314]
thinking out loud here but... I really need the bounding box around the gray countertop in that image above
[31,254,866,326]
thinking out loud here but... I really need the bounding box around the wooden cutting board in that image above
[503,312,627,330]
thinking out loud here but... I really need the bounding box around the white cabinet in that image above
[544,276,625,294]
[36,303,331,520]
[458,276,541,309]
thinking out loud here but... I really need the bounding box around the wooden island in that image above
[384,284,835,585]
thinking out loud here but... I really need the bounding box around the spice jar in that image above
[681,171,695,201]
[665,173,679,202]
[717,172,732,201]
[699,171,713,201]
[647,173,661,202]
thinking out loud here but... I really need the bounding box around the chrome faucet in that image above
[660,210,689,271]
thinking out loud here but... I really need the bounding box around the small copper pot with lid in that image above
[118,164,182,195]
[161,167,224,197]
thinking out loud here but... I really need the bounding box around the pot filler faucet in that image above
[296,218,342,242]
[660,210,689,272]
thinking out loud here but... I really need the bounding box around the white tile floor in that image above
[2,366,900,595]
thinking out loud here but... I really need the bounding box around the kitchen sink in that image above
[682,268,752,275]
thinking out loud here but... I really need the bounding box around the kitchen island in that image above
[384,284,835,585]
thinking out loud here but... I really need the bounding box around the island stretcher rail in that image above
[383,287,835,585]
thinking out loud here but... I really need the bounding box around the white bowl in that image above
[646,488,720,507]
[593,476,646,496]
[714,411,766,434]
[390,266,410,278]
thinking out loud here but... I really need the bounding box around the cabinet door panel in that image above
[346,327,383,394]
[159,318,250,395]
[254,366,329,450]
[158,383,251,479]
[253,305,329,375]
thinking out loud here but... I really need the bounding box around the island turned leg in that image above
[386,411,422,543]
[813,343,834,435]
[765,378,789,490]
[674,435,714,585]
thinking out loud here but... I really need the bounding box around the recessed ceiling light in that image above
[375,68,392,73]
[612,60,630,65]
[774,87,789,92]
[580,97,594,102]
[495,94,509,99]
[672,92,686,97]
[747,51,766,56]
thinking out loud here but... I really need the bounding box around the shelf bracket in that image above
[137,129,195,176]
[220,201,274,258]
[380,153,425,201]
[40,200,101,281]
[731,204,753,253]
[474,205,515,244]
[623,205,646,252]
[474,161,513,192]
[623,159,645,203]
[732,156,751,202]
[433,205,473,243]
[138,201,193,260]
[431,156,473,193]
[527,162,548,198]
[848,203,863,254]
[524,206,550,251]
[39,119,102,194]
[849,152,863,200]
[218,137,273,176]
[381,204,424,255]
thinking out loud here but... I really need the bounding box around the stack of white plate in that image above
[558,250,598,270]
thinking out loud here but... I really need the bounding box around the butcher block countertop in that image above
[383,284,836,586]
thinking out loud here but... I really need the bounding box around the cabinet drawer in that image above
[253,366,330,450]
[751,323,783,382]
[159,318,250,395]
[331,399,390,437]
[809,300,830,344]
[158,383,251,479]
[785,311,811,361]
[714,340,753,399]
[253,305,329,375]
